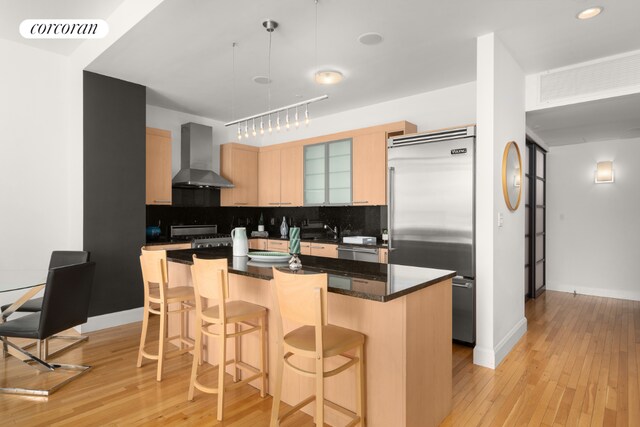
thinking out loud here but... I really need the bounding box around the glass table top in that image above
[0,270,47,293]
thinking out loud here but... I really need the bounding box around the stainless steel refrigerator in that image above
[388,126,475,344]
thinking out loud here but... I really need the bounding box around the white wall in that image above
[146,104,227,177]
[547,138,640,301]
[0,39,71,271]
[475,33,527,369]
[226,81,477,145]
[0,0,164,325]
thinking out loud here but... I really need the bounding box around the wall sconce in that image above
[595,161,614,184]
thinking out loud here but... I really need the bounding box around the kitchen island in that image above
[165,247,455,427]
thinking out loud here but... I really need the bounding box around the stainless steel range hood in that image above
[172,122,233,188]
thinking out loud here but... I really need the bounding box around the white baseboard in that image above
[494,317,527,367]
[473,317,528,369]
[80,307,143,333]
[547,283,640,301]
[473,345,496,369]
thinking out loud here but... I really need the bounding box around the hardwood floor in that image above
[1,290,639,426]
[442,291,640,427]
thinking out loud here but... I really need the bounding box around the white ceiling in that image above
[527,93,640,146]
[83,0,640,123]
[4,0,640,146]
[0,0,125,55]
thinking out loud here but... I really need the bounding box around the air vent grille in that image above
[540,52,640,102]
[390,126,475,147]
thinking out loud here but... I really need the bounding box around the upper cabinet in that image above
[258,145,303,207]
[224,121,416,207]
[220,143,259,206]
[146,127,172,205]
[304,139,352,206]
[258,149,281,206]
[352,132,387,206]
[280,145,303,206]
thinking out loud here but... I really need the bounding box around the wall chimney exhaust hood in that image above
[172,122,234,188]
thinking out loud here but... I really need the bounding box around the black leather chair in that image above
[1,251,91,359]
[1,251,90,316]
[0,262,96,396]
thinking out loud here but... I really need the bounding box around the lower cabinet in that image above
[309,243,338,259]
[351,277,386,294]
[249,239,268,250]
[251,239,338,259]
[300,241,311,256]
[378,248,388,264]
[267,239,289,253]
[144,243,191,251]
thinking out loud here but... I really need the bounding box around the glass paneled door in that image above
[304,143,326,205]
[525,139,546,299]
[304,139,352,205]
[328,139,352,204]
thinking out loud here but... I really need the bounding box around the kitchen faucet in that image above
[324,224,339,239]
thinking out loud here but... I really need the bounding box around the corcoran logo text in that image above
[451,148,467,155]
[20,19,109,39]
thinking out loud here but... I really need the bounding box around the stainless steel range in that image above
[169,225,233,249]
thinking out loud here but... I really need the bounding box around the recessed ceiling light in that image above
[252,75,271,84]
[315,70,344,85]
[358,32,383,45]
[577,6,603,20]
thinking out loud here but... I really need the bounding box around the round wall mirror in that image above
[502,141,522,211]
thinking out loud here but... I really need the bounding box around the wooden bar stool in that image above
[270,268,366,427]
[138,247,196,381]
[188,255,268,421]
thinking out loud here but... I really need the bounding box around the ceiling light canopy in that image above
[252,76,271,84]
[577,6,603,20]
[358,32,384,45]
[315,70,344,85]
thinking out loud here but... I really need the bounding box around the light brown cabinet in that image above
[258,146,303,207]
[143,243,191,251]
[378,248,388,264]
[249,239,268,250]
[309,243,338,258]
[352,132,387,206]
[258,149,281,206]
[146,127,172,205]
[220,144,259,206]
[351,277,386,294]
[280,145,304,206]
[225,121,416,207]
[267,239,289,253]
[300,241,311,256]
[264,239,335,258]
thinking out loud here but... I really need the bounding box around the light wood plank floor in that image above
[2,290,639,426]
[442,291,640,427]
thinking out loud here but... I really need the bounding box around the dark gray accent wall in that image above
[83,71,146,317]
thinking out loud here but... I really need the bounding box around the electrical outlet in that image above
[497,212,504,228]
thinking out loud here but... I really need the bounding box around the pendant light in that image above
[225,18,328,135]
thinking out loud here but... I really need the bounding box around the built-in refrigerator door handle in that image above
[452,282,472,288]
[388,166,395,251]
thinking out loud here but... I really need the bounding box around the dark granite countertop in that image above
[166,247,454,302]
[249,236,389,249]
[145,238,191,246]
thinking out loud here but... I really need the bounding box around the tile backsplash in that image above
[147,205,387,239]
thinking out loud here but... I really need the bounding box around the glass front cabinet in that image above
[304,139,352,205]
